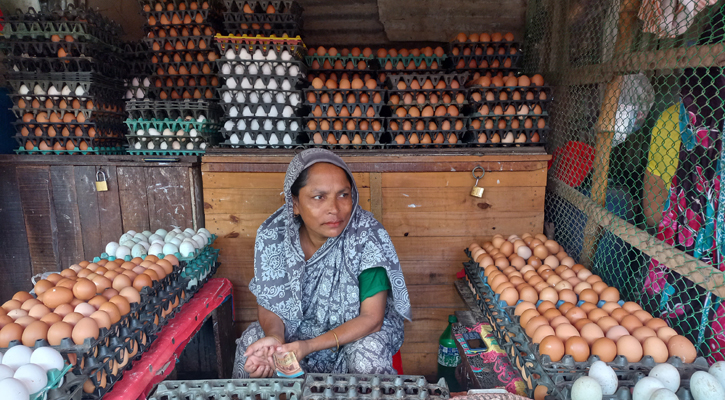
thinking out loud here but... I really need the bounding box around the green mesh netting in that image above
[524,0,725,363]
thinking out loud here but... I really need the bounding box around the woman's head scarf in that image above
[249,148,412,334]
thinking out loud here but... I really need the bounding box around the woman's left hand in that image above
[276,340,312,361]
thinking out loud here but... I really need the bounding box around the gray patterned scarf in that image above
[248,148,412,340]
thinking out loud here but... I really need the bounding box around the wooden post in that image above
[580,0,641,266]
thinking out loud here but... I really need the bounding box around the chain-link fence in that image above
[525,0,725,363]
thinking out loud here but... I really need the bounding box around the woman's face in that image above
[292,162,353,240]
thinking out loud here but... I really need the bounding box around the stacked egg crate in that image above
[2,5,129,154]
[216,35,306,147]
[127,0,224,154]
[222,0,303,38]
[303,47,386,147]
[466,74,551,146]
[449,32,521,83]
[375,46,448,73]
[385,72,468,146]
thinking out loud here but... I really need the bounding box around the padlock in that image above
[470,166,485,198]
[95,170,108,192]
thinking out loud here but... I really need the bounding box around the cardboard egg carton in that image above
[303,374,449,400]
[222,131,300,148]
[148,378,303,400]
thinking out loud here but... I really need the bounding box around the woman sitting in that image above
[232,148,412,378]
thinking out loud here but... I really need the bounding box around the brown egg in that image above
[21,299,41,311]
[72,278,97,301]
[520,309,541,327]
[621,315,644,333]
[28,303,51,319]
[539,336,565,362]
[98,302,121,324]
[532,325,556,344]
[0,323,24,346]
[657,326,678,343]
[591,337,617,362]
[90,310,112,330]
[597,316,619,333]
[2,299,22,312]
[550,315,571,328]
[580,323,605,345]
[601,302,622,314]
[621,302,641,313]
[40,312,61,325]
[579,289,599,304]
[632,326,657,343]
[600,287,620,303]
[558,289,578,305]
[554,281,573,291]
[499,287,519,306]
[565,307,587,323]
[538,287,558,304]
[606,325,629,342]
[62,312,84,326]
[14,316,36,328]
[588,308,609,323]
[22,320,48,346]
[133,274,153,291]
[542,308,562,321]
[43,287,74,309]
[515,301,537,317]
[525,316,550,338]
[645,318,669,331]
[72,317,99,345]
[558,302,576,315]
[102,288,119,301]
[0,315,12,328]
[92,275,113,292]
[47,321,73,345]
[555,324,580,341]
[617,335,643,362]
[112,274,133,291]
[642,336,669,363]
[633,310,654,323]
[586,275,604,284]
[88,295,107,310]
[610,308,630,323]
[109,296,131,316]
[13,292,34,302]
[667,335,696,363]
[565,336,590,362]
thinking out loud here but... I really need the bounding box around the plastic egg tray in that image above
[215,35,306,61]
[385,73,468,91]
[221,75,302,92]
[468,85,552,108]
[222,130,300,148]
[448,40,520,57]
[303,374,449,400]
[220,89,303,111]
[305,54,375,72]
[149,379,304,400]
[125,99,222,120]
[217,60,306,80]
[387,88,468,108]
[376,55,447,73]
[224,12,303,35]
[180,247,220,296]
[223,0,302,14]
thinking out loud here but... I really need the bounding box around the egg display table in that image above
[103,277,233,400]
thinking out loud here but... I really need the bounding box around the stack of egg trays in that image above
[376,54,447,73]
[223,0,303,37]
[123,41,153,101]
[3,40,128,77]
[139,275,193,337]
[385,116,466,147]
[460,257,710,399]
[303,374,449,400]
[47,371,85,400]
[449,39,522,75]
[8,73,127,154]
[148,379,304,400]
[466,85,551,146]
[124,99,222,155]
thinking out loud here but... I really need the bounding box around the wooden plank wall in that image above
[0,156,202,300]
[201,150,549,377]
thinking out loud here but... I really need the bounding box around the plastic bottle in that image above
[437,314,461,392]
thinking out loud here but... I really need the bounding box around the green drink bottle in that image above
[436,315,461,392]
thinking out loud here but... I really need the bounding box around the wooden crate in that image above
[0,155,203,300]
[202,148,550,377]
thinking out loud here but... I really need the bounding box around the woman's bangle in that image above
[266,334,283,344]
[330,330,340,353]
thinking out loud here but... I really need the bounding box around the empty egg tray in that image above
[149,379,304,400]
[303,374,449,400]
[125,99,222,120]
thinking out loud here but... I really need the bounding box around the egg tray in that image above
[303,132,387,149]
[472,102,552,118]
[386,116,468,130]
[306,102,386,119]
[221,102,301,119]
[47,371,85,400]
[140,86,218,101]
[13,118,127,134]
[225,10,303,26]
[14,135,126,154]
[389,103,467,118]
[385,72,469,91]
[143,9,217,27]
[449,40,520,55]
[144,35,217,53]
[387,88,468,106]
[7,74,127,101]
[147,72,220,88]
[468,84,551,101]
[138,0,226,12]
[303,374,449,400]
[226,26,304,39]
[215,36,306,61]
[222,130,302,147]
[10,100,126,121]
[125,116,222,134]
[463,130,546,147]
[149,378,304,400]
[469,114,548,129]
[386,132,465,148]
[217,60,307,80]
[220,75,304,92]
[4,55,130,79]
[377,55,448,72]
[305,116,385,131]
[450,54,522,70]
[303,87,385,104]
[150,60,216,77]
[149,50,219,64]
[125,99,223,120]
[221,115,301,132]
[181,256,220,297]
[219,90,303,111]
[461,260,710,375]
[140,278,192,336]
[126,137,214,154]
[14,144,126,155]
[2,6,125,47]
[4,38,125,58]
[224,0,302,14]
[305,54,375,70]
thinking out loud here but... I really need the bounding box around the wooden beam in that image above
[370,172,383,223]
[550,178,725,298]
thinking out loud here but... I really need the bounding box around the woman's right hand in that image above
[244,336,283,377]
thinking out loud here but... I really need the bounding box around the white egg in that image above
[230,133,240,145]
[266,49,277,60]
[47,86,60,96]
[172,227,182,234]
[105,242,120,256]
[131,243,147,258]
[2,345,32,370]
[242,132,254,144]
[236,92,245,103]
[588,361,617,395]
[159,142,169,150]
[517,246,532,259]
[142,78,151,87]
[14,363,47,394]
[224,48,236,59]
[0,365,13,380]
[250,120,259,130]
[162,243,179,255]
[18,84,29,95]
[184,228,195,235]
[267,106,278,117]
[275,65,285,76]
[691,371,725,400]
[276,120,285,130]
[255,134,268,147]
[33,84,46,97]
[198,228,211,236]
[120,239,136,249]
[241,78,253,89]
[249,92,259,103]
[571,376,602,400]
[164,232,176,241]
[243,106,254,117]
[240,48,251,60]
[229,106,238,117]
[234,64,244,74]
[223,121,234,132]
[649,388,679,400]
[30,347,64,372]
[0,377,29,399]
[134,142,142,149]
[255,107,267,117]
[276,92,286,103]
[148,243,164,256]
[283,133,292,144]
[282,106,294,117]
[189,129,198,138]
[247,64,258,74]
[61,85,72,96]
[253,49,264,60]
[221,63,231,75]
[267,79,278,90]
[162,129,174,136]
[290,121,299,131]
[223,92,233,103]
[281,80,291,90]
[138,241,150,251]
[179,241,196,257]
[633,377,665,400]
[709,361,725,390]
[149,128,160,136]
[115,245,132,259]
[136,129,145,136]
[125,89,133,99]
[265,120,275,130]
[132,77,140,86]
[254,78,266,89]
[135,232,148,241]
[226,77,237,89]
[237,120,247,130]
[192,234,206,247]
[269,133,279,145]
[290,93,300,106]
[289,65,299,76]
[197,115,206,122]
[74,85,85,96]
[649,364,680,392]
[172,141,181,150]
[261,64,272,75]
[262,92,273,103]
[186,142,195,150]
[136,88,145,98]
[280,50,292,61]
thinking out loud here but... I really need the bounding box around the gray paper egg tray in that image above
[303,374,449,400]
[149,379,304,400]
